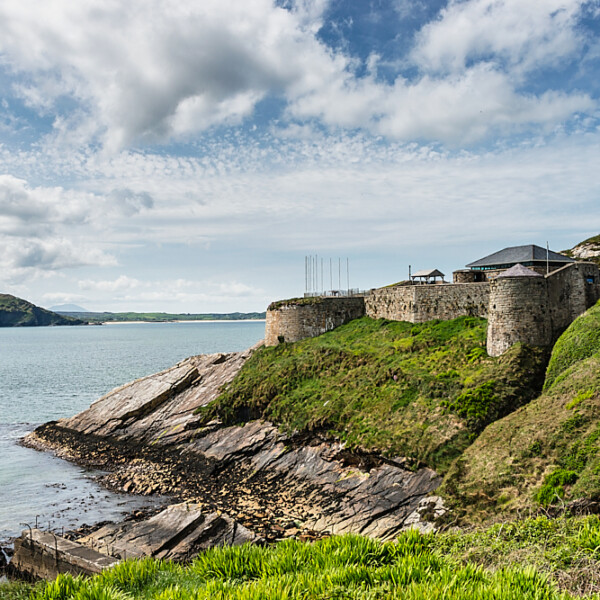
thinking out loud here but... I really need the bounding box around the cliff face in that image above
[28,341,443,542]
[0,294,86,327]
[568,235,600,264]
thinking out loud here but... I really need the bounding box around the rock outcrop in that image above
[79,503,259,561]
[58,346,260,445]
[25,342,443,568]
[11,504,260,580]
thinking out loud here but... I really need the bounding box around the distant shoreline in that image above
[101,319,266,325]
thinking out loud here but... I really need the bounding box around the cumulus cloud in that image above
[107,189,154,216]
[0,175,156,280]
[412,0,587,75]
[78,275,142,293]
[0,0,596,148]
[3,238,114,270]
[0,0,340,149]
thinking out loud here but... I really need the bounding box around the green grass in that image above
[436,515,600,595]
[441,302,600,521]
[199,316,546,473]
[0,581,44,600]
[7,518,597,599]
[545,303,600,389]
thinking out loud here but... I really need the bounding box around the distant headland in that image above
[0,294,266,327]
[0,294,87,327]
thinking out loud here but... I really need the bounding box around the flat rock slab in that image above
[11,529,119,580]
[80,503,260,562]
[189,421,441,539]
[29,341,443,542]
[58,344,260,445]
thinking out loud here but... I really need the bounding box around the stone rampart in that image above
[265,262,600,352]
[486,262,600,356]
[486,277,550,357]
[546,262,599,336]
[365,283,490,323]
[265,297,365,346]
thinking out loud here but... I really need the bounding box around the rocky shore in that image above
[14,343,445,578]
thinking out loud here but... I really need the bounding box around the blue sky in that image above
[0,0,599,312]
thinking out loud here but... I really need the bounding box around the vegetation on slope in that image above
[2,516,598,599]
[442,302,600,523]
[200,316,546,473]
[0,294,86,327]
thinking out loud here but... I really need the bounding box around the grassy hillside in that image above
[442,301,600,523]
[2,516,598,599]
[200,316,546,473]
[0,294,86,327]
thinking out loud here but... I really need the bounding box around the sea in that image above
[0,321,265,546]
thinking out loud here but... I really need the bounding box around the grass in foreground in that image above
[3,517,598,599]
[200,316,546,473]
[0,581,43,600]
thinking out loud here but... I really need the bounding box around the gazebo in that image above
[410,269,445,284]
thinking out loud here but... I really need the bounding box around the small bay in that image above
[0,320,264,543]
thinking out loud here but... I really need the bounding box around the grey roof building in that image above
[466,244,574,272]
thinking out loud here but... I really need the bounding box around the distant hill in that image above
[58,311,266,323]
[49,303,89,312]
[0,294,87,327]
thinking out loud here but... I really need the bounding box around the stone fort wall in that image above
[364,283,490,322]
[265,297,365,346]
[487,262,600,356]
[265,262,600,353]
[486,276,550,356]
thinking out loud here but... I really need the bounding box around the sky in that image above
[0,0,599,313]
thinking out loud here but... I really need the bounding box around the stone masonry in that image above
[486,276,550,357]
[265,297,365,346]
[266,262,600,355]
[364,283,490,323]
[487,262,600,356]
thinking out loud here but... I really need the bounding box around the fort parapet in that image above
[487,262,599,356]
[265,262,600,355]
[365,282,490,322]
[265,297,365,346]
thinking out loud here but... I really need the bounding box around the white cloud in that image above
[0,0,340,150]
[288,65,594,144]
[0,0,595,148]
[412,0,587,75]
[78,275,142,293]
[0,238,116,284]
[0,175,157,281]
[41,291,89,305]
[74,276,265,311]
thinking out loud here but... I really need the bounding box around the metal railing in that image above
[304,288,365,298]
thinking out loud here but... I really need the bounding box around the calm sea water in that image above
[0,321,264,543]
